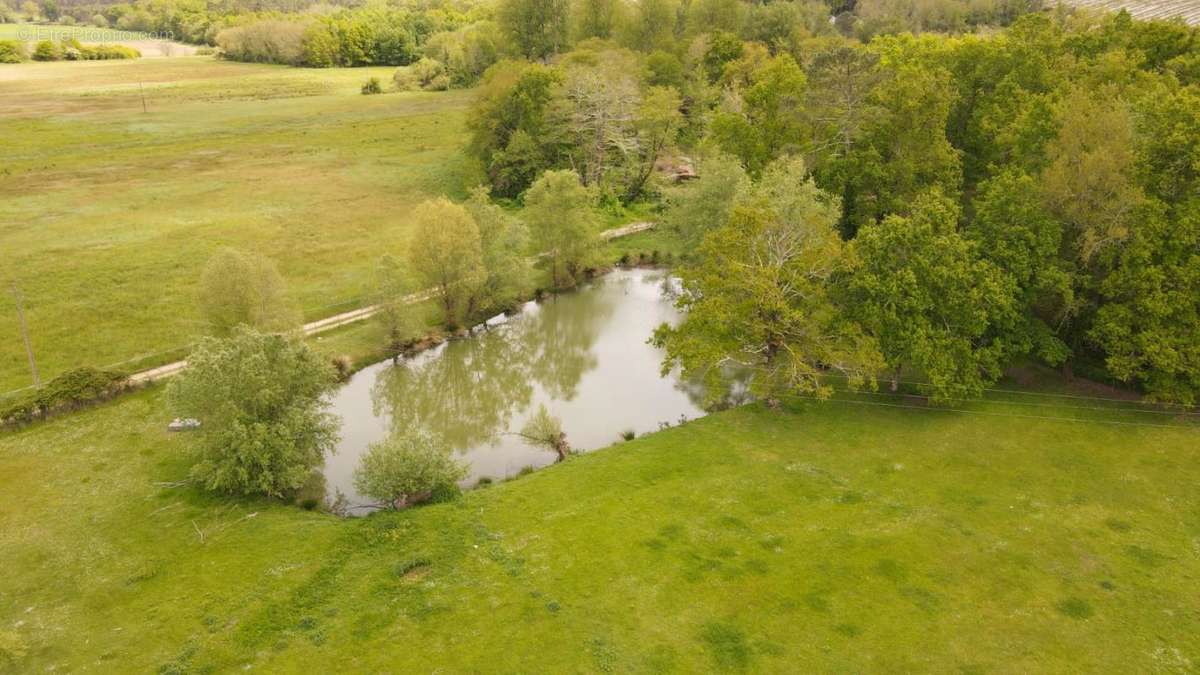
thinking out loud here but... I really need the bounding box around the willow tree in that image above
[198,248,299,336]
[523,169,599,288]
[167,327,338,497]
[654,157,882,405]
[407,198,486,328]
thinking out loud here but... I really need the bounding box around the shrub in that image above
[217,20,308,65]
[353,429,467,509]
[32,40,60,61]
[331,354,354,380]
[361,76,382,94]
[620,429,636,441]
[81,44,139,60]
[0,367,130,428]
[0,40,27,63]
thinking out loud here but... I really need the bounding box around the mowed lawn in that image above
[0,57,474,392]
[0,375,1196,672]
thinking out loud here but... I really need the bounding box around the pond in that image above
[322,268,722,511]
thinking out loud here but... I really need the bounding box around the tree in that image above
[465,186,532,313]
[804,42,884,170]
[353,429,467,508]
[845,190,1019,403]
[654,157,883,404]
[517,404,570,461]
[498,0,570,61]
[968,169,1073,365]
[832,55,962,238]
[468,61,560,197]
[374,254,421,359]
[662,152,748,252]
[558,55,642,189]
[523,170,599,287]
[407,198,486,328]
[1040,89,1142,265]
[166,327,338,497]
[198,248,299,336]
[1090,201,1200,405]
[711,53,808,176]
[621,0,677,52]
[574,0,623,40]
[624,85,683,201]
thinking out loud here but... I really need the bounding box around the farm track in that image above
[129,221,657,384]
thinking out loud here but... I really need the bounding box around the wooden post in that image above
[139,81,147,113]
[11,284,40,387]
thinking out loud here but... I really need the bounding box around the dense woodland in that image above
[456,7,1200,406]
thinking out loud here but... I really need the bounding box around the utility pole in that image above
[11,284,40,387]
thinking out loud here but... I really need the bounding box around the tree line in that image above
[649,12,1199,406]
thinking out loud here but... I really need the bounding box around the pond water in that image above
[323,268,719,510]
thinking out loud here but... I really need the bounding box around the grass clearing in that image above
[1,57,475,392]
[1,367,1196,671]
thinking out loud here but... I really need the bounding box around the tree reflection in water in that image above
[370,284,616,453]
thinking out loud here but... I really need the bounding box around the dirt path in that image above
[130,222,656,384]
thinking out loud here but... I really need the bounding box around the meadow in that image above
[0,368,1196,672]
[0,56,474,393]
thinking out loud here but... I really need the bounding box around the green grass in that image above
[0,57,476,392]
[1,369,1196,672]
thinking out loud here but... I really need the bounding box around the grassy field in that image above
[0,57,475,393]
[0,368,1196,672]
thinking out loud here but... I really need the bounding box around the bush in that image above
[0,367,130,428]
[361,76,382,95]
[353,429,467,509]
[331,354,353,380]
[0,40,27,63]
[32,39,60,61]
[80,44,140,60]
[395,57,449,91]
[217,20,308,65]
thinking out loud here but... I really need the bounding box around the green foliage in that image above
[845,191,1019,403]
[711,53,807,176]
[360,77,382,95]
[198,248,300,337]
[31,39,58,60]
[499,0,570,61]
[518,403,570,461]
[217,20,307,65]
[422,22,501,87]
[656,157,883,404]
[0,39,26,63]
[662,152,748,252]
[465,186,532,313]
[523,169,599,287]
[353,428,467,508]
[1090,201,1200,404]
[406,198,486,328]
[0,368,129,428]
[166,327,338,497]
[469,60,560,198]
[373,254,421,357]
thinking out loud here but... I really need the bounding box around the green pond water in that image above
[323,268,729,510]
